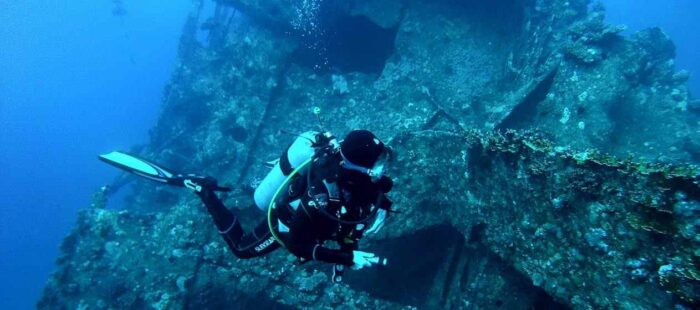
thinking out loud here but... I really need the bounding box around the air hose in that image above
[267,158,312,248]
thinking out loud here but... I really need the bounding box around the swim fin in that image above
[98,151,230,192]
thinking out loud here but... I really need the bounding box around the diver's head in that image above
[339,130,391,185]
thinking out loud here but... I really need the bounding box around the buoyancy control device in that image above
[253,131,337,211]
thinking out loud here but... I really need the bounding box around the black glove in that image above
[377,176,393,193]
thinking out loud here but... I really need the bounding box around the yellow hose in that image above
[267,158,312,248]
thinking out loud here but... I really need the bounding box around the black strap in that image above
[322,179,343,215]
[280,145,293,176]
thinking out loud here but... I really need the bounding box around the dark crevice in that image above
[185,285,297,310]
[688,99,700,115]
[440,236,466,305]
[224,124,248,143]
[344,224,568,309]
[344,225,459,306]
[605,93,634,148]
[468,222,487,243]
[683,139,700,163]
[236,61,292,184]
[422,109,466,132]
[532,290,570,310]
[182,256,204,309]
[291,14,398,74]
[496,66,559,130]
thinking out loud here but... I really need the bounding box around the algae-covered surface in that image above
[39,0,700,309]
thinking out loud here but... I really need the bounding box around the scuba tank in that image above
[253,131,317,211]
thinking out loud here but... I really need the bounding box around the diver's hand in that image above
[351,251,387,270]
[351,251,375,270]
[365,209,387,235]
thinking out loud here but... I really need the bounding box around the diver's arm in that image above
[340,239,359,252]
[285,207,355,266]
[312,245,355,266]
[287,240,354,266]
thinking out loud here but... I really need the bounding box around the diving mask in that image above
[340,147,392,183]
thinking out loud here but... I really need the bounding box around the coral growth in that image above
[40,0,700,309]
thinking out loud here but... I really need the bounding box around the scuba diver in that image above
[99,129,394,282]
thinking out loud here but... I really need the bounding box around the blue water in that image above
[0,2,190,308]
[0,1,697,309]
[603,0,700,95]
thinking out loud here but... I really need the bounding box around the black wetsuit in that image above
[197,145,392,266]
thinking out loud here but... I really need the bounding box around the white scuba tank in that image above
[253,131,317,211]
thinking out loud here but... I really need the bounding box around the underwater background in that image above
[0,0,699,309]
[1,1,191,308]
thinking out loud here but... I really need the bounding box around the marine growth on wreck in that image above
[39,0,700,309]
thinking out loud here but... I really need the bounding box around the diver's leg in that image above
[229,220,280,258]
[198,189,280,259]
